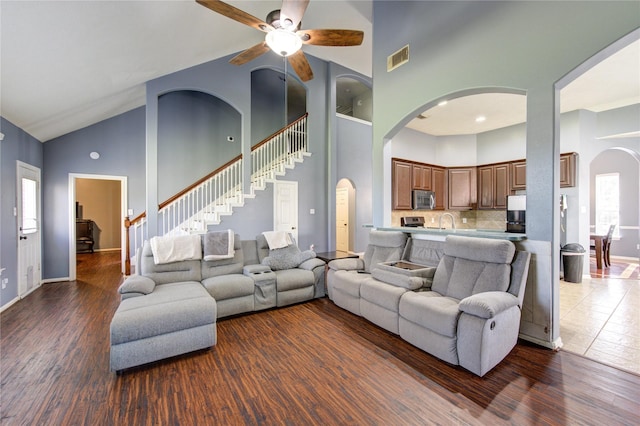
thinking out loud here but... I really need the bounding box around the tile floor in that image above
[560,269,640,375]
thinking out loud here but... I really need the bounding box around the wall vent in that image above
[387,45,409,72]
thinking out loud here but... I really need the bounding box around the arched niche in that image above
[157,90,241,202]
[251,68,307,147]
[336,76,372,122]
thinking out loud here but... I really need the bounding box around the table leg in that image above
[595,237,602,269]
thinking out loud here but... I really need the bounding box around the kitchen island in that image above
[375,226,527,242]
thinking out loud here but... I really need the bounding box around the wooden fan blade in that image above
[297,29,364,46]
[288,50,313,82]
[280,0,309,30]
[229,42,270,66]
[196,0,273,32]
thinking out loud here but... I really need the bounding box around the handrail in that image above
[124,212,146,276]
[159,154,243,211]
[252,113,308,152]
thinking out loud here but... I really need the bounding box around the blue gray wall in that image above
[0,117,44,307]
[370,0,640,347]
[158,90,241,201]
[42,107,146,280]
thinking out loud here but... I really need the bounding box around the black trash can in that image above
[561,243,585,283]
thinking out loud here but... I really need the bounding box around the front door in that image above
[274,180,298,243]
[17,161,42,298]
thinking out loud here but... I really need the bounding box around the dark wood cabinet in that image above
[511,160,527,191]
[478,163,510,209]
[392,158,413,210]
[560,153,577,188]
[432,167,446,210]
[412,164,432,190]
[447,167,476,210]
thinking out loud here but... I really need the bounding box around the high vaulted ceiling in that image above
[1,0,372,142]
[1,1,638,142]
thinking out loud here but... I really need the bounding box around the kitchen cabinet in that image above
[448,167,476,210]
[560,153,577,188]
[392,158,413,210]
[511,160,527,191]
[412,164,432,190]
[478,163,510,209]
[509,153,577,191]
[432,167,446,210]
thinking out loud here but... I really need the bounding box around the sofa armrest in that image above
[458,291,520,319]
[118,275,156,295]
[298,258,325,271]
[328,258,364,271]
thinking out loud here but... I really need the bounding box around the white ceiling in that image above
[1,1,638,142]
[406,39,640,136]
[1,0,372,142]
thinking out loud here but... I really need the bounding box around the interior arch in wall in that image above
[589,146,640,264]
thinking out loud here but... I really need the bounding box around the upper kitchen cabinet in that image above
[559,153,577,188]
[412,164,432,190]
[432,166,446,210]
[392,158,413,210]
[511,160,527,191]
[510,153,577,191]
[448,167,477,210]
[478,163,510,209]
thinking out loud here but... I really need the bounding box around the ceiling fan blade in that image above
[280,0,310,30]
[229,42,270,66]
[297,29,364,46]
[288,50,314,82]
[196,0,273,32]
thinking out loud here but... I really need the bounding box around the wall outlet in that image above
[309,209,315,215]
[637,244,640,250]
[462,218,467,224]
[431,217,435,223]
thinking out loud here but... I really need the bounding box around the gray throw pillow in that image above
[261,244,316,270]
[118,275,156,295]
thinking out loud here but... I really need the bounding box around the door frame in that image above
[16,161,42,298]
[273,180,299,243]
[68,174,128,280]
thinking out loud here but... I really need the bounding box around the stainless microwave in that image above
[413,190,436,210]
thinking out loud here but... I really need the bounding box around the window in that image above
[21,177,38,234]
[595,173,619,238]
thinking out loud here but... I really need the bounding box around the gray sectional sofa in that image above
[327,231,531,377]
[110,233,325,372]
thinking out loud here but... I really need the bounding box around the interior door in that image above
[17,161,42,298]
[274,181,298,243]
[336,187,349,252]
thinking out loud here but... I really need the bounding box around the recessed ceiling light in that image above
[475,115,486,123]
[438,100,448,106]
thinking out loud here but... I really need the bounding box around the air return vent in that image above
[387,45,409,72]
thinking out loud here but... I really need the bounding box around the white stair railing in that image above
[251,113,308,189]
[125,113,309,275]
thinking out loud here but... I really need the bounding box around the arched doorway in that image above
[336,179,356,253]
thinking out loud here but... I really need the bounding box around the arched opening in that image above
[557,34,639,374]
[336,178,356,253]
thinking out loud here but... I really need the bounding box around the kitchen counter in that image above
[376,226,527,242]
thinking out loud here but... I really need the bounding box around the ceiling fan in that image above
[196,0,364,82]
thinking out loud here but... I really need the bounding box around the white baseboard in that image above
[41,277,71,284]
[0,297,20,313]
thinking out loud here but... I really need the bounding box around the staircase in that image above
[125,113,309,273]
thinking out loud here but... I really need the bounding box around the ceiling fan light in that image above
[266,29,302,57]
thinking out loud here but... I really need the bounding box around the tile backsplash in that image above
[392,210,506,231]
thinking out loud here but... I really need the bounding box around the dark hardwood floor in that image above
[1,252,639,425]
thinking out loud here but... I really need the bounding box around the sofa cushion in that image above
[362,231,407,273]
[331,270,371,297]
[262,244,316,270]
[110,281,216,345]
[140,241,202,284]
[202,274,255,300]
[399,291,461,338]
[201,234,244,279]
[273,269,314,292]
[444,236,515,264]
[360,279,408,311]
